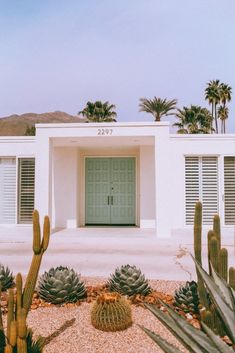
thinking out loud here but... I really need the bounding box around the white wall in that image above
[52,147,78,228]
[0,137,36,156]
[139,145,155,228]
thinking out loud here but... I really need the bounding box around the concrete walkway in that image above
[0,226,234,281]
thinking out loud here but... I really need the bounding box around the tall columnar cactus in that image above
[229,267,235,290]
[193,204,235,336]
[218,248,228,281]
[23,210,50,315]
[3,292,28,353]
[194,202,202,266]
[193,202,208,308]
[213,214,221,249]
[0,210,50,353]
[208,235,219,273]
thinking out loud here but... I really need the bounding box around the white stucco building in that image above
[1,121,235,238]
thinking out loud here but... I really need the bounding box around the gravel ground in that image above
[25,278,188,353]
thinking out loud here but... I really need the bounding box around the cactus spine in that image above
[23,210,50,315]
[0,210,50,353]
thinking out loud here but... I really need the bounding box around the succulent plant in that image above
[38,266,87,304]
[0,264,14,291]
[108,264,151,296]
[174,280,200,314]
[141,257,235,353]
[91,292,132,332]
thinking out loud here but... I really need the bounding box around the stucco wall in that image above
[52,147,78,228]
[139,145,155,227]
[0,137,36,156]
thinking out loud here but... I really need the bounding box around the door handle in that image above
[107,196,110,205]
[111,196,113,205]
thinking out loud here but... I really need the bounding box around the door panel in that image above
[85,157,136,225]
[85,158,110,224]
[110,158,135,224]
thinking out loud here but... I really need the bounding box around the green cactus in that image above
[201,309,213,330]
[91,292,132,332]
[194,202,202,265]
[23,210,50,315]
[208,235,219,273]
[193,202,209,309]
[218,248,228,281]
[193,205,235,338]
[7,289,14,342]
[213,214,221,250]
[229,267,235,290]
[207,230,214,275]
[0,210,49,353]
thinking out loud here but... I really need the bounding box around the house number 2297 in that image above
[97,128,113,135]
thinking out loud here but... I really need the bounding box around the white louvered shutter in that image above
[18,158,35,223]
[0,158,16,224]
[201,157,218,224]
[185,156,218,225]
[224,157,235,225]
[185,157,200,225]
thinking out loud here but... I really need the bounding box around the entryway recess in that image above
[85,157,136,225]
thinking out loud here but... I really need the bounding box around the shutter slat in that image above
[185,156,218,225]
[0,158,16,223]
[18,158,35,224]
[224,157,235,224]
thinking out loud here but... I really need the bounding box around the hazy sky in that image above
[1,0,235,130]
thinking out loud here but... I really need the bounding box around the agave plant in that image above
[108,264,151,296]
[0,264,14,291]
[140,257,235,353]
[38,266,87,304]
[174,280,200,314]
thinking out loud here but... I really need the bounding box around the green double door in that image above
[85,157,136,225]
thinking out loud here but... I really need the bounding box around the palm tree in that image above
[219,83,232,133]
[220,83,232,106]
[78,101,117,122]
[139,97,177,121]
[173,105,213,134]
[218,105,229,133]
[205,79,221,133]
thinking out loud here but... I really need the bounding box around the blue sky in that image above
[1,0,235,130]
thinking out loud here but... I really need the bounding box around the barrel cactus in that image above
[38,266,87,304]
[91,292,132,332]
[174,281,200,314]
[0,264,14,291]
[108,264,151,296]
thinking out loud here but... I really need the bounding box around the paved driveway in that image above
[0,226,234,281]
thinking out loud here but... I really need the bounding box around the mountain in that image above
[0,111,85,136]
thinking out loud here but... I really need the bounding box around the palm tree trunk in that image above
[211,104,214,133]
[214,103,218,133]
